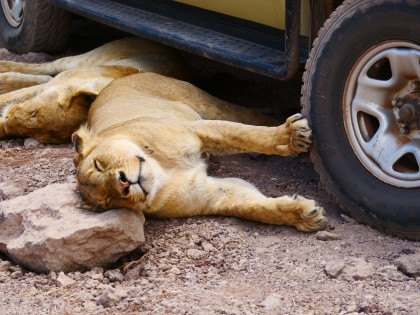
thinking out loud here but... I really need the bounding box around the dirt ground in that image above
[0,21,419,315]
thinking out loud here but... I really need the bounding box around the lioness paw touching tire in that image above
[276,114,312,156]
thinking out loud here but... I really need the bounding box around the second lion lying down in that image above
[72,72,327,231]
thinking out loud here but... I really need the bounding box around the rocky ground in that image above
[0,21,419,315]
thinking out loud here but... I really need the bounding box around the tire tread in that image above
[301,0,420,240]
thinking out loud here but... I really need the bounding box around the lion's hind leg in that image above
[165,175,327,232]
[0,39,128,76]
[205,177,327,232]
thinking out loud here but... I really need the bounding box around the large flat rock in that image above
[0,183,145,273]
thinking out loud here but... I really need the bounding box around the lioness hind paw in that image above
[296,204,327,232]
[289,195,327,232]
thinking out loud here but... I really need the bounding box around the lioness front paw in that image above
[276,113,312,156]
[293,195,327,232]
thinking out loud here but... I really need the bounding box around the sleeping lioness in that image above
[0,38,327,231]
[72,72,327,231]
[0,37,189,143]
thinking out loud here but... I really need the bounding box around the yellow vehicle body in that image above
[175,0,311,36]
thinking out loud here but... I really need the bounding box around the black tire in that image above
[0,0,72,53]
[302,0,420,240]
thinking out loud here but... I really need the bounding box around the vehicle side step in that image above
[49,0,305,79]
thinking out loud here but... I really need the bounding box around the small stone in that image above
[104,269,125,282]
[23,138,40,150]
[52,299,62,308]
[260,293,282,310]
[96,288,127,308]
[340,214,356,224]
[202,241,216,252]
[190,233,201,244]
[187,249,207,260]
[83,301,98,312]
[9,265,21,272]
[346,304,358,313]
[344,258,375,281]
[0,180,26,200]
[394,253,420,277]
[85,279,100,289]
[56,272,76,287]
[10,270,22,279]
[0,141,8,150]
[66,175,76,183]
[376,265,408,281]
[97,283,113,291]
[124,265,141,281]
[91,273,104,282]
[49,271,57,281]
[324,261,345,278]
[91,267,104,274]
[169,266,182,275]
[316,231,342,241]
[0,261,11,272]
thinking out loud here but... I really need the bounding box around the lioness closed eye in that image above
[72,72,327,232]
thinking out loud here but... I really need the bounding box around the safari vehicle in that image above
[0,0,419,240]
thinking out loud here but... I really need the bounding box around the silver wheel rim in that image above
[344,41,420,188]
[1,0,24,27]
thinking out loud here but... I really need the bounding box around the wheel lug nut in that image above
[399,103,416,122]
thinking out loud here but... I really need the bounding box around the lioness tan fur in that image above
[0,38,327,231]
[72,72,326,231]
[0,37,189,143]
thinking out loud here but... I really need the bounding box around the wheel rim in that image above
[344,41,420,188]
[1,0,24,27]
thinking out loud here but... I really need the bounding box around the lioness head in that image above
[3,93,92,143]
[72,126,163,212]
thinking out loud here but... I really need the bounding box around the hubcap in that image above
[1,0,24,27]
[344,42,420,188]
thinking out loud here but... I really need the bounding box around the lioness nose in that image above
[119,171,130,195]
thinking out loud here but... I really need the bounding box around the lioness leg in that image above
[155,175,326,232]
[204,177,326,232]
[0,38,145,75]
[0,38,189,81]
[187,113,311,156]
[0,73,53,94]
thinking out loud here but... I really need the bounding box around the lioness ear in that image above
[72,125,95,164]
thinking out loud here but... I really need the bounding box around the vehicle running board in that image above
[49,0,306,80]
